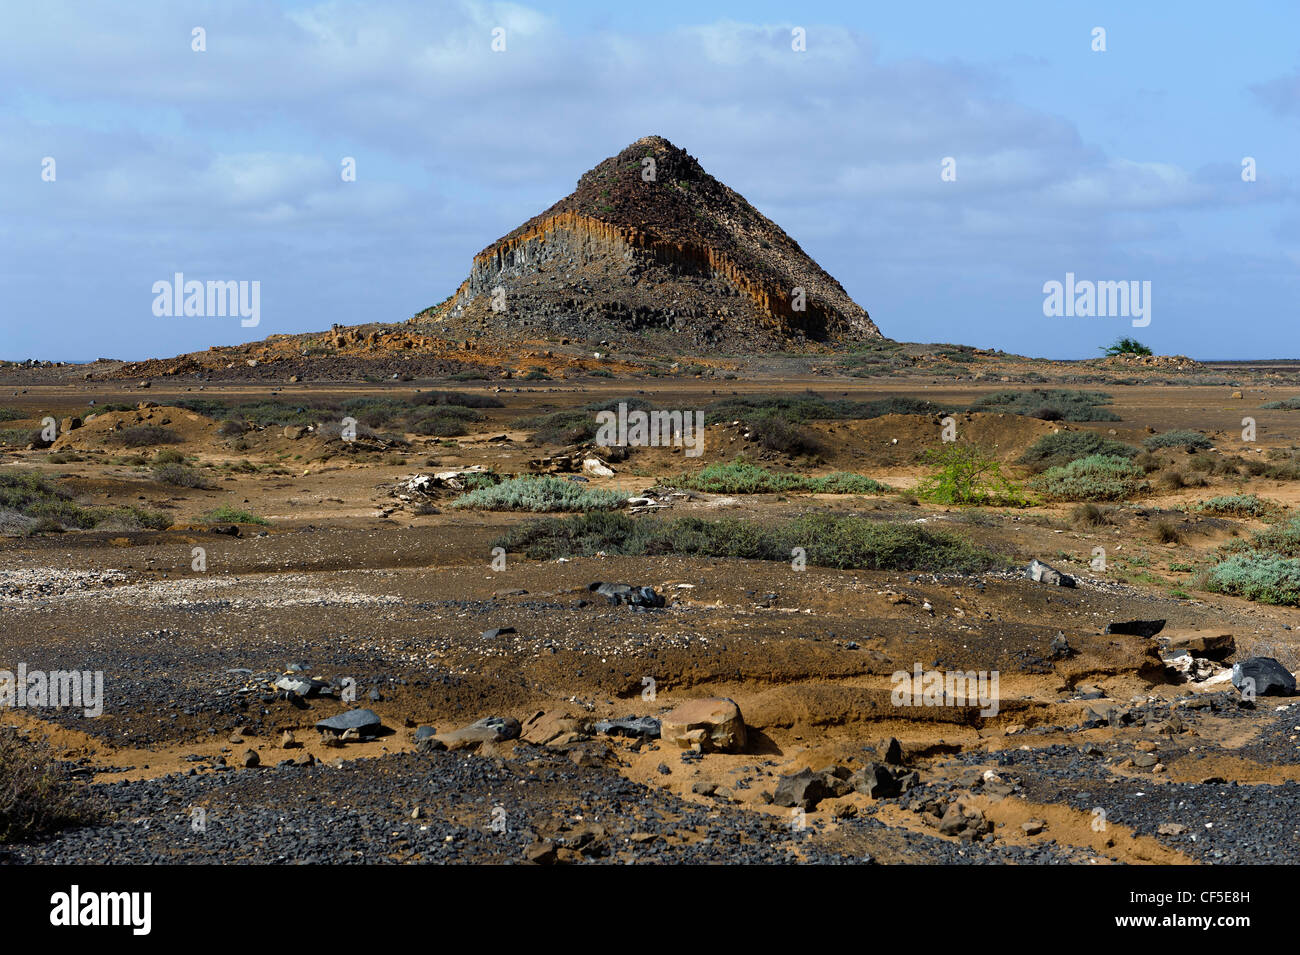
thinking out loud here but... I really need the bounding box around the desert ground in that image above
[5,353,1300,864]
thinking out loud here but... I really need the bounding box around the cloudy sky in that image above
[3,0,1297,361]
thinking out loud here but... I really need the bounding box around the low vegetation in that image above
[152,463,216,489]
[1143,429,1212,451]
[1204,554,1300,606]
[451,475,627,512]
[0,470,169,534]
[1017,431,1138,471]
[967,389,1120,422]
[913,445,1026,506]
[495,511,1007,573]
[673,458,889,495]
[198,505,270,525]
[1195,494,1280,519]
[111,425,182,447]
[1030,454,1148,501]
[0,729,103,843]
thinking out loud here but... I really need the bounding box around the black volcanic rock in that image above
[420,135,882,350]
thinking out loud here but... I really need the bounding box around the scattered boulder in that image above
[588,582,665,608]
[851,762,904,799]
[242,749,260,768]
[314,708,384,737]
[1163,629,1234,659]
[520,710,585,746]
[273,674,324,696]
[659,697,746,753]
[938,800,992,840]
[1025,559,1075,587]
[773,769,831,811]
[593,715,661,739]
[1232,657,1297,697]
[435,715,522,751]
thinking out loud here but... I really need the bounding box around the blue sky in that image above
[2,1,1297,361]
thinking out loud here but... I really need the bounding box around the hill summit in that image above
[420,135,882,349]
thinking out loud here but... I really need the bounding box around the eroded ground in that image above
[4,366,1300,864]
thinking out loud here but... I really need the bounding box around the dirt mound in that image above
[418,135,882,350]
[1094,353,1205,372]
[52,404,219,450]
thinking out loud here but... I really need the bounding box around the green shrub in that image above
[968,389,1120,422]
[1195,494,1279,518]
[1143,430,1212,451]
[451,476,626,512]
[1018,431,1138,471]
[0,729,103,842]
[0,408,24,422]
[198,505,270,525]
[1204,554,1300,606]
[1261,397,1300,410]
[913,445,1026,506]
[1223,516,1300,558]
[1030,454,1148,501]
[1101,337,1153,357]
[675,458,888,495]
[0,428,42,447]
[495,512,1006,573]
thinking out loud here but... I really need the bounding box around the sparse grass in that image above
[0,729,103,843]
[1017,431,1138,471]
[1030,454,1148,501]
[451,475,626,512]
[967,389,1120,422]
[1070,503,1117,528]
[913,444,1026,506]
[673,457,889,495]
[197,505,270,525]
[1153,519,1182,544]
[495,512,1007,573]
[1144,429,1212,451]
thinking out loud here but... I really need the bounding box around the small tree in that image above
[1101,337,1153,357]
[913,444,1026,506]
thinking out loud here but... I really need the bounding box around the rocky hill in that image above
[415,135,882,350]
